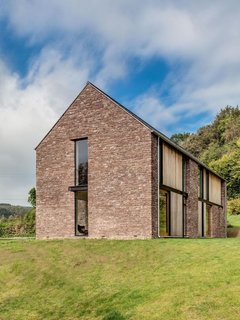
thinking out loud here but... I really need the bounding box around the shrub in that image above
[227,198,240,215]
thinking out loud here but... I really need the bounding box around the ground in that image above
[1,238,240,320]
[227,214,240,237]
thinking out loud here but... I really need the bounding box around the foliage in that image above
[0,187,36,238]
[170,132,190,146]
[28,187,36,208]
[1,239,240,319]
[227,199,240,215]
[0,203,31,219]
[0,208,35,237]
[175,106,240,199]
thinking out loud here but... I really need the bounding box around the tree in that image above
[170,132,191,146]
[28,187,36,208]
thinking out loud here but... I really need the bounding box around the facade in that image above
[36,82,226,239]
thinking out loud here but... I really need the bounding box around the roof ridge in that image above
[86,82,224,180]
[35,80,224,180]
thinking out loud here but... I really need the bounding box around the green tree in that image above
[28,187,36,208]
[178,106,240,199]
[171,132,191,146]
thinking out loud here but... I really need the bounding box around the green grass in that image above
[227,214,240,227]
[227,215,240,237]
[1,239,240,320]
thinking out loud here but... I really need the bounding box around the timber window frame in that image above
[159,139,186,237]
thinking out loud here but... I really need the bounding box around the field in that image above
[227,214,240,237]
[1,238,240,320]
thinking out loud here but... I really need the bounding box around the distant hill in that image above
[0,203,32,219]
[171,106,240,199]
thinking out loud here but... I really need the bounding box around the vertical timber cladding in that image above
[209,172,222,205]
[198,168,222,237]
[198,167,209,237]
[161,142,184,236]
[162,143,183,190]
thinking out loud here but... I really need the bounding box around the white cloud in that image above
[0,48,90,205]
[1,0,240,203]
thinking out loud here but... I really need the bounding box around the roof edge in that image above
[87,82,224,180]
[35,80,225,181]
[35,82,90,150]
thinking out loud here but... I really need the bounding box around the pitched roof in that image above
[36,81,224,180]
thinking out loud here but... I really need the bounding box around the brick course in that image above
[36,83,227,239]
[185,159,199,237]
[209,181,227,237]
[151,135,159,238]
[36,83,153,239]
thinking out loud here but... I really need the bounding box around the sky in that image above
[0,0,240,205]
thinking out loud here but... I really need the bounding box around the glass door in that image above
[75,191,88,236]
[159,189,170,236]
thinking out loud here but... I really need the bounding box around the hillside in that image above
[0,203,31,219]
[171,106,240,199]
[1,238,240,320]
[0,204,35,237]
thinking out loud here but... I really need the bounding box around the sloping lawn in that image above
[227,215,240,237]
[1,238,240,320]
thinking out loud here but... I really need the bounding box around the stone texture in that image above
[185,159,199,237]
[36,83,227,239]
[209,181,227,237]
[151,134,159,238]
[36,83,153,239]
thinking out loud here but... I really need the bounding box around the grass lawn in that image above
[227,215,240,237]
[1,239,240,320]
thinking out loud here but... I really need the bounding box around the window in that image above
[75,139,88,236]
[206,204,211,237]
[198,167,203,198]
[159,189,170,236]
[76,139,88,186]
[75,191,88,236]
[159,141,185,237]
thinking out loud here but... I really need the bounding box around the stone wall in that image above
[185,159,199,237]
[151,135,159,238]
[209,181,227,237]
[36,82,227,240]
[36,83,153,239]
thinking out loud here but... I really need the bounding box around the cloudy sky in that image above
[0,0,240,205]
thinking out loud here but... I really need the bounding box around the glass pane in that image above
[198,201,203,237]
[198,167,203,198]
[206,204,211,237]
[76,139,88,185]
[170,192,183,236]
[159,190,169,236]
[76,191,88,236]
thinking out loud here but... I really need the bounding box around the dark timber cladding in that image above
[35,81,227,239]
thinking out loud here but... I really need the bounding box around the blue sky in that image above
[0,0,240,205]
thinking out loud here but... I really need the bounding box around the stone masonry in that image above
[36,83,154,239]
[36,82,226,239]
[209,181,227,237]
[185,159,199,237]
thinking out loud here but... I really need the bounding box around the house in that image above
[36,82,226,239]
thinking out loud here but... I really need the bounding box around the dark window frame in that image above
[70,137,89,237]
[75,138,88,187]
[159,189,171,237]
[75,190,88,237]
[159,138,186,238]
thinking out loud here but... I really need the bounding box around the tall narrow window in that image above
[76,191,88,236]
[76,139,88,186]
[198,167,203,198]
[159,189,170,236]
[75,139,88,236]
